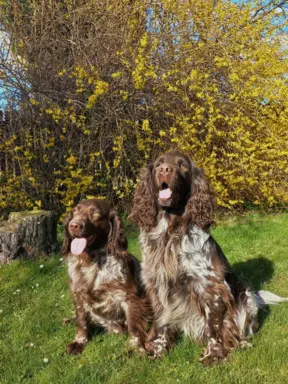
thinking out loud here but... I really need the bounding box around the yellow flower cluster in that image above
[0,0,287,216]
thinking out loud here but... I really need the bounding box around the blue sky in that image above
[0,88,6,110]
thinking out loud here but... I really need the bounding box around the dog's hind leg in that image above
[235,290,259,340]
[200,287,241,365]
[123,296,150,353]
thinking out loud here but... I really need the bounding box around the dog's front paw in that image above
[129,335,141,348]
[66,341,86,355]
[240,340,253,349]
[145,338,169,358]
[128,335,147,356]
[199,344,227,366]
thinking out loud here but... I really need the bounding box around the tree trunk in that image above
[0,210,58,264]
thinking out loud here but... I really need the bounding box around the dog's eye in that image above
[155,157,164,168]
[91,211,100,219]
[178,160,188,170]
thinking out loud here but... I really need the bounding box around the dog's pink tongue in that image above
[159,188,172,200]
[71,238,87,256]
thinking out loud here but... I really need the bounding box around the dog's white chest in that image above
[67,254,127,326]
[140,220,213,339]
[179,226,215,283]
[67,256,98,289]
[140,219,214,286]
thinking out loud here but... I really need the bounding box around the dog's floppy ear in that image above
[61,211,73,255]
[184,162,215,232]
[107,210,128,255]
[129,164,157,231]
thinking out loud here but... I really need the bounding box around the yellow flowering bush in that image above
[0,0,287,217]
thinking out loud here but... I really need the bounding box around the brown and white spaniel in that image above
[62,199,150,355]
[129,150,287,365]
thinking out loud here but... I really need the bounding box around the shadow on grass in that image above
[88,323,106,340]
[63,319,105,346]
[232,256,274,291]
[232,256,274,328]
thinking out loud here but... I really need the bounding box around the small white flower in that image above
[61,294,65,298]
[55,303,59,307]
[43,358,49,363]
[30,343,34,347]
[35,283,39,287]
[39,264,44,269]
[32,286,34,289]
[0,309,3,314]
[16,289,20,293]
[59,258,63,262]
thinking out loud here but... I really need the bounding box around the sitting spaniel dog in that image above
[62,199,150,355]
[129,150,287,365]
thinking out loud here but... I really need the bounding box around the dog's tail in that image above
[255,290,288,307]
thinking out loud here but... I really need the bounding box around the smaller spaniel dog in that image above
[129,150,287,365]
[62,199,150,355]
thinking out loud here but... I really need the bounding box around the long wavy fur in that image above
[107,210,128,255]
[184,161,216,231]
[129,164,158,232]
[129,156,215,232]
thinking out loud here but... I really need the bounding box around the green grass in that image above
[1,213,288,384]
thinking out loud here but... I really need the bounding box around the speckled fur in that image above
[141,215,256,363]
[129,151,283,365]
[63,199,150,355]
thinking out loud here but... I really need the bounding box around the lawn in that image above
[0,213,287,384]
